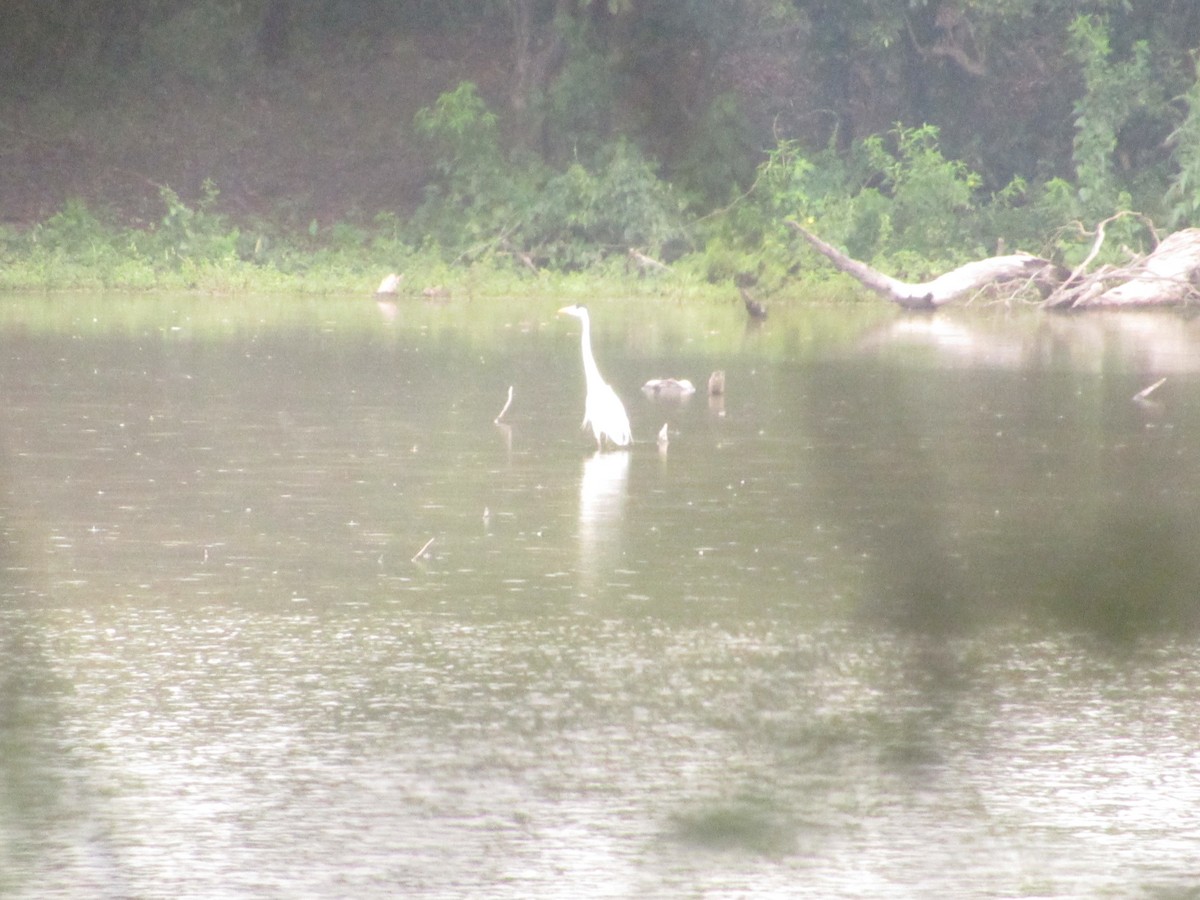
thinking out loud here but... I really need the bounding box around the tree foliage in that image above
[5,1,1200,283]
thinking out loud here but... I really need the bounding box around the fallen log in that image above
[1043,227,1200,309]
[786,220,1066,309]
[788,218,1200,310]
[627,247,670,274]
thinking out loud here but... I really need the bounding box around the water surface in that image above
[3,297,1200,897]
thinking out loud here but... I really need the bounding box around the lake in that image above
[3,294,1200,897]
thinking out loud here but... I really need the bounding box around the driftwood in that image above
[786,218,1200,310]
[1043,226,1200,309]
[375,272,402,295]
[627,247,669,274]
[786,220,1065,309]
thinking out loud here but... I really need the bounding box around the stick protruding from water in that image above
[494,385,514,424]
[1133,377,1166,402]
[411,536,435,563]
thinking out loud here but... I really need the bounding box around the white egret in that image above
[558,304,632,451]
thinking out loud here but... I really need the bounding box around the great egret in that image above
[558,304,632,450]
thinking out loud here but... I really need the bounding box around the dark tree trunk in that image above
[507,0,570,150]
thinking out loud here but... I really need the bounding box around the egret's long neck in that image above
[579,316,604,388]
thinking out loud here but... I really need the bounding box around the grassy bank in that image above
[0,236,789,302]
[0,185,862,303]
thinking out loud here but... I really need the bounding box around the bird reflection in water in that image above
[577,449,630,596]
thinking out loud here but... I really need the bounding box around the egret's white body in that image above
[558,304,632,450]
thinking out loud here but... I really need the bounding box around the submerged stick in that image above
[1133,377,1167,402]
[411,536,435,563]
[494,385,514,424]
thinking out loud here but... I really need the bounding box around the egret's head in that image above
[557,303,587,320]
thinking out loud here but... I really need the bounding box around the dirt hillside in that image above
[0,29,511,231]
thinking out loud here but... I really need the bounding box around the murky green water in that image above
[3,296,1200,897]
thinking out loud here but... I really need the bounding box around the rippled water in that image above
[3,299,1200,897]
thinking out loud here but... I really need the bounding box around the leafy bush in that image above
[29,198,118,259]
[1066,16,1164,223]
[410,81,534,253]
[520,139,687,268]
[675,92,758,207]
[414,81,503,182]
[150,180,240,266]
[703,125,991,282]
[695,120,1090,288]
[411,83,685,268]
[858,125,982,257]
[1167,58,1200,228]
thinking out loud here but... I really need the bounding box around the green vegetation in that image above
[1,4,1198,298]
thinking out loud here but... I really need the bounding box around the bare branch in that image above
[494,385,514,424]
[411,537,435,563]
